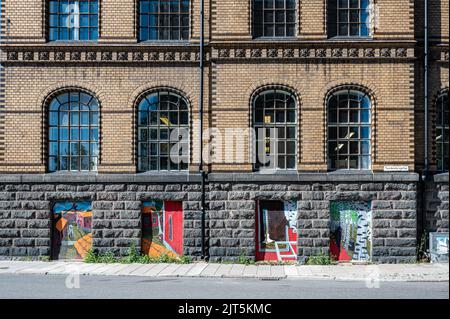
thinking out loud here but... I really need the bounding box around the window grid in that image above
[253,90,297,170]
[137,91,189,172]
[253,0,296,38]
[48,0,99,41]
[436,94,449,172]
[139,0,190,41]
[336,0,370,37]
[328,90,371,170]
[48,92,99,172]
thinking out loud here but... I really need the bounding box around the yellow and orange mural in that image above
[52,201,93,260]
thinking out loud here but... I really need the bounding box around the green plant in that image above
[84,250,100,263]
[237,251,255,265]
[178,255,191,264]
[306,253,335,265]
[39,256,51,262]
[417,233,430,263]
[99,251,117,264]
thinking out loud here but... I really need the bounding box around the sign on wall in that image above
[330,202,372,262]
[51,201,93,260]
[430,232,449,263]
[142,200,183,258]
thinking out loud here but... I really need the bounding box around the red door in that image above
[164,201,183,256]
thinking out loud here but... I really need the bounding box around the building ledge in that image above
[0,172,420,184]
[434,173,449,183]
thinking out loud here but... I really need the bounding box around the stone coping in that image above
[0,172,419,183]
[434,173,449,183]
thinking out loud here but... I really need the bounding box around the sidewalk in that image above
[0,261,448,282]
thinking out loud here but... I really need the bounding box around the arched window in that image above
[137,90,189,172]
[48,91,99,172]
[327,89,371,170]
[253,89,297,170]
[327,0,371,38]
[436,93,449,171]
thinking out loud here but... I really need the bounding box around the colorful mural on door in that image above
[330,201,372,262]
[256,200,298,262]
[141,200,183,258]
[51,201,93,260]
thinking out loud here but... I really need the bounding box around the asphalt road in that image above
[0,274,448,299]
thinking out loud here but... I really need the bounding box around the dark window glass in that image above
[328,90,371,170]
[137,91,189,172]
[48,0,98,41]
[436,93,449,171]
[48,92,99,172]
[253,89,297,170]
[327,0,370,38]
[139,0,190,41]
[253,0,296,38]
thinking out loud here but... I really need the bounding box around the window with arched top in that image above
[137,90,189,172]
[327,89,371,170]
[253,89,298,171]
[436,93,449,172]
[48,91,99,172]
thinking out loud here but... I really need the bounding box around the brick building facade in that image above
[0,0,448,263]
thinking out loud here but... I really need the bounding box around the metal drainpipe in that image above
[420,0,429,249]
[424,0,429,176]
[199,0,207,260]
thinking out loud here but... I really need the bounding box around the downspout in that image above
[424,0,429,176]
[199,0,207,260]
[420,0,429,255]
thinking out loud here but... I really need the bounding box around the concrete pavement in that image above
[0,260,448,282]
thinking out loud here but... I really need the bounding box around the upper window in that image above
[327,0,371,38]
[137,90,189,172]
[49,0,99,41]
[48,91,99,172]
[252,0,296,38]
[436,93,449,172]
[253,89,297,171]
[139,0,190,41]
[328,89,371,170]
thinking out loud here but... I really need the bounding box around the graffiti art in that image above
[51,201,93,260]
[141,200,183,258]
[256,200,298,262]
[330,201,372,262]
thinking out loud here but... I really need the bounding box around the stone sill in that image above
[434,173,449,183]
[0,172,420,184]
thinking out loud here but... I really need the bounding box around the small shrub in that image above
[237,252,255,265]
[306,253,334,265]
[84,250,99,263]
[99,251,117,264]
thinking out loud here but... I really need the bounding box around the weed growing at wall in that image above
[84,244,192,264]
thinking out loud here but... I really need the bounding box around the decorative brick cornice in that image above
[1,48,203,64]
[210,46,413,60]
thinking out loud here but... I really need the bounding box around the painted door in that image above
[164,201,184,256]
[142,200,183,257]
[330,202,372,262]
[51,201,93,260]
[256,200,298,261]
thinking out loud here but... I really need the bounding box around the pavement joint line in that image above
[157,264,182,277]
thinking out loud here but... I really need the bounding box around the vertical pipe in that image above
[199,0,206,260]
[424,0,429,176]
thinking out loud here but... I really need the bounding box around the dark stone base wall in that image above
[424,174,449,233]
[0,174,423,264]
[0,182,203,260]
[207,181,418,264]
